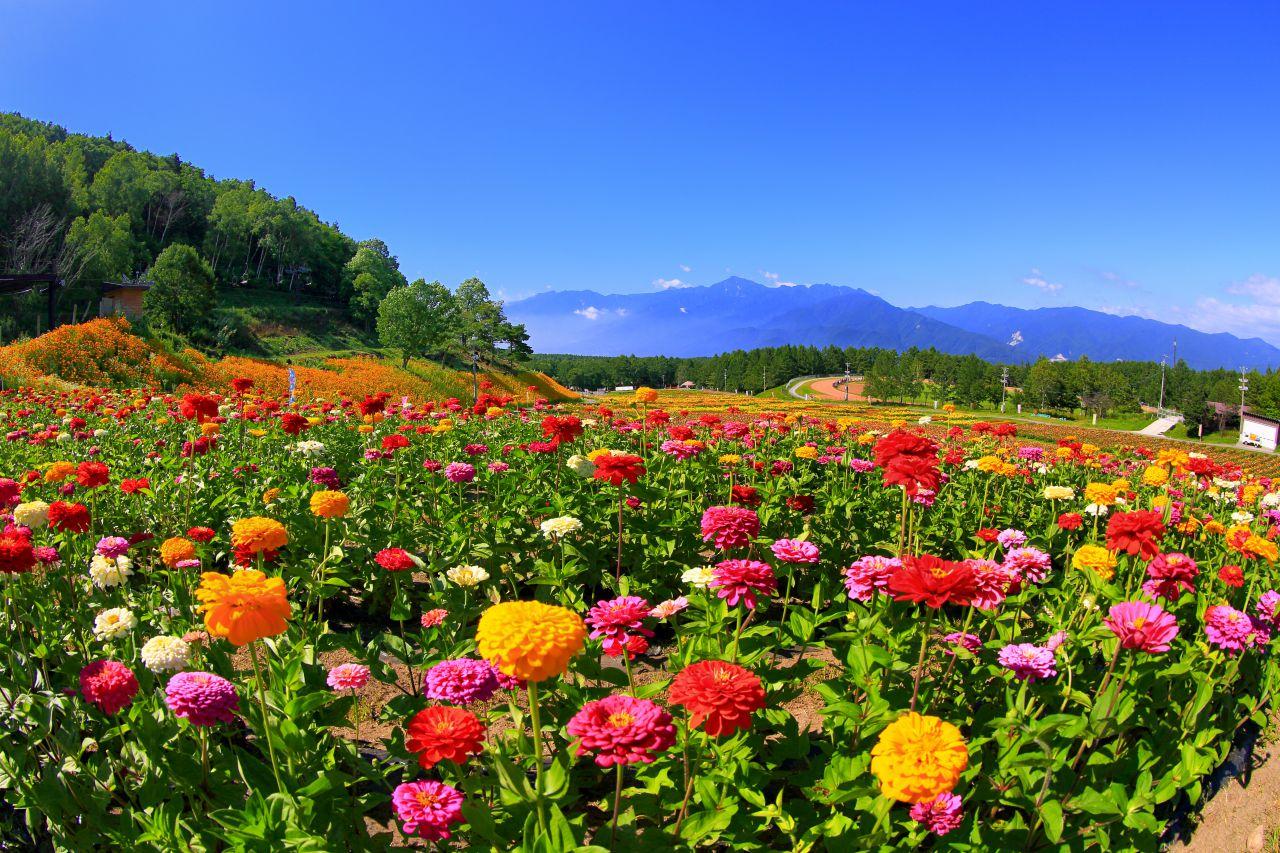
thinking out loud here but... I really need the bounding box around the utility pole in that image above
[1158,356,1167,414]
[471,350,480,407]
[1000,366,1009,413]
[723,368,727,392]
[762,367,768,394]
[844,362,851,401]
[1240,368,1250,418]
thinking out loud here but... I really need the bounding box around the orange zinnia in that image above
[230,517,288,554]
[309,490,350,519]
[159,537,197,568]
[196,570,291,646]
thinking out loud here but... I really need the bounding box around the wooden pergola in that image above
[0,273,62,330]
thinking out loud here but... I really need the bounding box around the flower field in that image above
[1,382,1278,851]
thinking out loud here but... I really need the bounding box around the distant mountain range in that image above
[507,278,1280,369]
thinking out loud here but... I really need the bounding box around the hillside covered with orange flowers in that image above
[0,318,576,403]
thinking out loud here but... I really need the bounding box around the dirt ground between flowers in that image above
[1171,717,1280,853]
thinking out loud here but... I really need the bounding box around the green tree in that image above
[376,279,456,367]
[345,239,407,327]
[143,243,214,333]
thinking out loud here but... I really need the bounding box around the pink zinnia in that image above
[420,608,449,628]
[660,439,703,460]
[943,632,982,654]
[968,559,1017,610]
[327,663,371,691]
[1104,601,1179,653]
[770,539,820,564]
[391,780,465,841]
[699,505,760,550]
[843,555,900,602]
[710,559,777,609]
[1204,604,1260,654]
[1256,590,1280,630]
[164,671,239,726]
[80,660,139,715]
[998,643,1058,682]
[996,528,1027,550]
[424,658,499,704]
[650,597,689,619]
[849,458,874,473]
[487,661,523,690]
[1002,547,1051,584]
[1142,552,1198,601]
[910,792,964,836]
[95,536,130,558]
[443,462,475,484]
[586,596,654,658]
[566,694,677,767]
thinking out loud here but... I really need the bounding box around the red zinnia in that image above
[382,434,410,452]
[786,494,815,514]
[729,485,761,507]
[179,393,220,423]
[1105,510,1165,561]
[873,430,941,497]
[887,555,977,608]
[1219,564,1245,588]
[120,478,150,494]
[668,660,766,737]
[1057,513,1084,531]
[376,547,416,572]
[405,705,486,769]
[0,534,35,574]
[592,453,645,487]
[48,501,91,533]
[75,461,110,489]
[709,559,777,609]
[700,506,760,550]
[541,415,584,446]
[975,528,1000,543]
[281,413,310,435]
[79,660,139,715]
[231,377,254,394]
[187,526,216,543]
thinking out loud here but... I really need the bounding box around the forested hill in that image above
[0,112,528,362]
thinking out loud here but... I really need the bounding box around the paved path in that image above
[802,376,865,401]
[1137,414,1183,436]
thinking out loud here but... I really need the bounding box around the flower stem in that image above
[610,763,624,848]
[249,641,285,793]
[527,681,548,835]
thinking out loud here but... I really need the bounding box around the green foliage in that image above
[376,279,455,366]
[143,243,215,333]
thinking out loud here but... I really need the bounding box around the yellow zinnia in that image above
[870,712,969,803]
[231,517,289,555]
[1072,544,1117,581]
[309,490,350,519]
[1083,482,1118,507]
[476,601,586,682]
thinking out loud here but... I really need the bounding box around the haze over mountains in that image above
[507,278,1280,370]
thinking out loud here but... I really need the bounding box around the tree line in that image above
[531,346,1280,426]
[0,112,528,364]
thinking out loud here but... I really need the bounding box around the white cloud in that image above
[615,308,628,317]
[1008,330,1023,347]
[760,270,800,287]
[762,271,779,281]
[679,306,688,313]
[1226,273,1280,305]
[574,306,603,320]
[654,277,690,290]
[679,264,691,272]
[1099,270,1140,289]
[1022,268,1063,294]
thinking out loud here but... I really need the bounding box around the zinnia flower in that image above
[327,663,371,691]
[699,506,760,550]
[375,548,418,572]
[1072,544,1117,582]
[997,643,1057,682]
[668,660,766,737]
[230,517,288,555]
[165,671,239,725]
[1105,510,1165,561]
[771,539,820,564]
[196,569,291,646]
[567,694,677,767]
[887,555,977,608]
[476,600,586,682]
[1204,604,1263,654]
[539,516,583,540]
[910,792,964,836]
[443,462,476,484]
[591,452,645,486]
[844,555,900,602]
[391,780,466,842]
[586,596,654,658]
[140,636,191,673]
[1104,601,1179,653]
[0,534,35,574]
[93,607,136,640]
[309,490,350,519]
[160,537,197,568]
[709,559,777,609]
[870,712,969,803]
[424,659,499,704]
[445,564,489,586]
[12,500,50,530]
[48,501,90,533]
[80,660,138,715]
[873,430,941,497]
[405,705,486,769]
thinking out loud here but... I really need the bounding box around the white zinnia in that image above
[139,636,190,673]
[446,565,489,587]
[93,607,136,640]
[681,566,715,589]
[13,500,50,530]
[88,554,133,589]
[540,516,583,540]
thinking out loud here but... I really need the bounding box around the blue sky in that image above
[3,2,1280,339]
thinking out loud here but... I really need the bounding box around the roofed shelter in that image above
[99,278,152,320]
[0,273,62,331]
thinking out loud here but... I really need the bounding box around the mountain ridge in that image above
[506,278,1280,369]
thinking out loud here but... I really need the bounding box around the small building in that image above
[1241,412,1280,451]
[99,279,151,320]
[614,385,635,392]
[678,380,696,389]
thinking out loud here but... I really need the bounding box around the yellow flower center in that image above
[415,791,439,807]
[1132,617,1146,628]
[607,712,635,728]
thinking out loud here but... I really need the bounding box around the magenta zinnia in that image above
[1104,601,1179,653]
[165,671,240,726]
[566,694,677,767]
[391,780,465,841]
[586,595,654,658]
[424,658,499,704]
[699,505,760,550]
[710,559,777,609]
